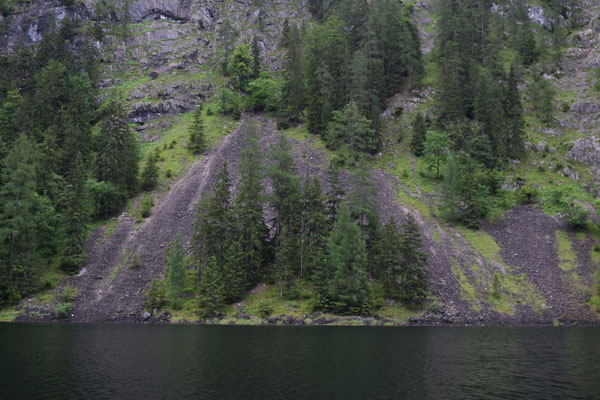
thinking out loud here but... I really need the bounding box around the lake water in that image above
[0,324,599,399]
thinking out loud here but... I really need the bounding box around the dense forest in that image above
[0,0,598,322]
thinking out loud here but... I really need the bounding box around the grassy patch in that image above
[556,230,578,271]
[0,307,18,322]
[456,226,503,265]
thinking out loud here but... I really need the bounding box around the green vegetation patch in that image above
[556,230,578,271]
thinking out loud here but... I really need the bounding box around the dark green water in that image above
[1,324,599,399]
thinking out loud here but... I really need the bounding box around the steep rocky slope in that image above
[3,0,600,324]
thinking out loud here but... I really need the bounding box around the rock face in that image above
[567,137,600,166]
[570,102,600,114]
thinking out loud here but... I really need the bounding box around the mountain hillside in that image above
[1,0,599,325]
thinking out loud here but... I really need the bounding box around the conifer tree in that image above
[410,113,427,157]
[189,105,206,155]
[193,162,233,270]
[95,99,139,197]
[251,36,261,79]
[235,122,269,283]
[198,256,225,318]
[140,151,159,191]
[503,64,525,159]
[274,225,297,298]
[280,23,305,123]
[222,239,246,301]
[398,214,429,307]
[268,132,302,281]
[325,161,345,228]
[327,203,372,315]
[306,63,334,134]
[166,232,187,310]
[326,101,376,155]
[301,175,328,278]
[379,217,403,298]
[0,134,38,304]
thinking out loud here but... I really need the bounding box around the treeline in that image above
[408,0,566,229]
[0,17,140,306]
[216,0,422,158]
[165,122,428,317]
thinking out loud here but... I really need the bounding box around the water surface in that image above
[1,324,598,399]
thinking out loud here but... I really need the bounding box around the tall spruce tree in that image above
[189,105,206,155]
[268,132,302,285]
[235,121,269,283]
[140,151,159,191]
[251,36,261,79]
[193,162,234,270]
[198,255,226,318]
[280,23,305,123]
[0,134,38,304]
[410,113,427,157]
[301,175,328,278]
[95,99,139,197]
[379,217,403,298]
[326,101,377,155]
[327,203,372,315]
[325,161,345,228]
[398,214,429,307]
[166,232,187,310]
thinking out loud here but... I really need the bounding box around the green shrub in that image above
[566,204,590,231]
[139,195,154,219]
[256,298,273,318]
[143,278,167,310]
[130,253,142,270]
[38,274,59,291]
[86,179,126,219]
[517,185,540,205]
[218,88,241,119]
[54,303,72,318]
[60,285,76,302]
[244,77,283,112]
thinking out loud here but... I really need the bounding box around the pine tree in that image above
[193,162,233,269]
[410,113,427,157]
[0,133,38,304]
[503,64,525,159]
[379,217,403,298]
[251,36,261,79]
[301,176,328,278]
[518,24,537,67]
[235,121,269,284]
[398,214,429,307]
[166,232,187,310]
[280,23,305,123]
[189,106,206,155]
[347,156,381,276]
[325,161,345,228]
[95,99,138,197]
[326,101,376,155]
[327,203,372,315]
[198,256,225,318]
[222,239,246,302]
[217,19,239,75]
[274,225,297,298]
[140,151,159,191]
[305,16,348,114]
[268,132,302,280]
[306,62,334,134]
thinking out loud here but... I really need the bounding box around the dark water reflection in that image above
[0,324,598,399]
